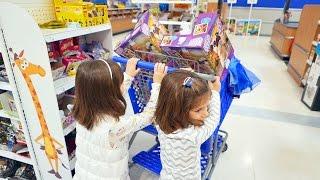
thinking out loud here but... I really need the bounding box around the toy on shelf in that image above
[54,1,109,27]
[82,41,110,60]
[0,157,36,179]
[58,95,75,131]
[0,118,27,155]
[0,91,18,117]
[39,20,66,29]
[48,37,93,78]
[0,54,8,82]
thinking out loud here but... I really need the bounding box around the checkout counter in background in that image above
[270,20,298,60]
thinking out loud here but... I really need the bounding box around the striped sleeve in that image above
[194,90,220,144]
[108,83,160,144]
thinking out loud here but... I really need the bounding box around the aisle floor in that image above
[114,34,320,180]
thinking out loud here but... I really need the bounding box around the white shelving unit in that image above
[132,0,194,4]
[0,149,33,165]
[131,0,197,28]
[54,76,76,95]
[42,24,112,43]
[0,109,19,121]
[0,2,113,180]
[0,81,12,91]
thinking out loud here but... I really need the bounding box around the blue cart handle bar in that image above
[112,56,216,82]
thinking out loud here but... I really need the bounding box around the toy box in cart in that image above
[160,13,228,74]
[115,11,168,58]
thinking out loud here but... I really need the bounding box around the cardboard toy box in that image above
[55,4,95,27]
[115,11,168,58]
[160,13,218,59]
[159,12,232,74]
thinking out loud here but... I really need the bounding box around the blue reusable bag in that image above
[228,57,261,96]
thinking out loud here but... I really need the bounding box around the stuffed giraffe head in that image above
[10,49,46,77]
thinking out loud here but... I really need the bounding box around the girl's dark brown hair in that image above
[154,70,211,134]
[72,59,126,130]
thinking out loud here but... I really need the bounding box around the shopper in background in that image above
[72,58,167,180]
[154,70,220,180]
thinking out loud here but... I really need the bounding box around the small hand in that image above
[180,67,194,72]
[153,63,168,84]
[125,58,140,77]
[209,76,221,92]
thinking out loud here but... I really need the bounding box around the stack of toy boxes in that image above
[160,13,222,72]
[54,0,109,27]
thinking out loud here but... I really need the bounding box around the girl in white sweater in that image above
[72,58,167,180]
[154,70,221,180]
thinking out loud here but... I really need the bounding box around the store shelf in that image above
[132,19,191,26]
[108,7,140,10]
[69,156,76,170]
[0,149,32,165]
[54,76,75,95]
[131,0,194,4]
[63,121,76,136]
[0,81,12,91]
[42,24,112,43]
[0,109,19,121]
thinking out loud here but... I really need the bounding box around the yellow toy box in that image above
[55,3,109,27]
[53,0,83,5]
[55,3,94,27]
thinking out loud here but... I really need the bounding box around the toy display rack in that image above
[0,2,113,179]
[131,0,198,28]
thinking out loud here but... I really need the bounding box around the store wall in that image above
[224,7,302,36]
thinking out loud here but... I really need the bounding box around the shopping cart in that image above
[112,52,234,180]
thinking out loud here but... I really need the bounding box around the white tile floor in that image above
[114,34,320,180]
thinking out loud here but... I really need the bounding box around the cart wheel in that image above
[222,143,228,153]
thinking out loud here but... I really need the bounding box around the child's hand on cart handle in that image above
[125,58,141,77]
[209,76,221,92]
[153,63,168,84]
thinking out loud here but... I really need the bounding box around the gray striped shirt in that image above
[156,91,220,180]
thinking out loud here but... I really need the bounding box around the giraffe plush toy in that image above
[10,48,67,179]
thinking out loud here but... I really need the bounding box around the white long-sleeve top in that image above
[74,73,160,180]
[156,91,220,180]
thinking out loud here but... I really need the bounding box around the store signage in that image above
[227,0,237,3]
[247,0,258,4]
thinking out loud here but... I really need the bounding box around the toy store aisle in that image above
[113,34,320,180]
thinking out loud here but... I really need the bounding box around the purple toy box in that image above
[115,11,168,58]
[160,13,219,67]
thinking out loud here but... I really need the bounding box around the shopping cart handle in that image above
[112,56,175,72]
[112,56,216,81]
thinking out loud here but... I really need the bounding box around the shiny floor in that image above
[114,34,320,180]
